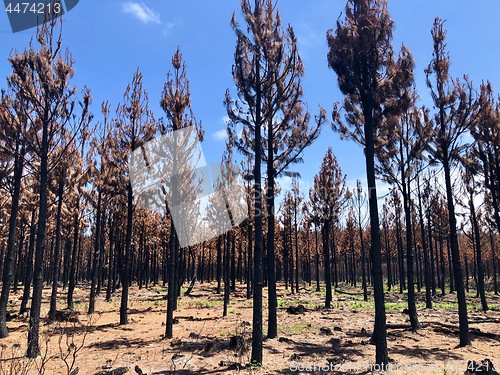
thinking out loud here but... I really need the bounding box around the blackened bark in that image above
[470,189,488,311]
[27,120,49,358]
[289,218,294,294]
[20,209,36,314]
[439,236,445,296]
[315,226,320,292]
[447,239,454,293]
[216,235,222,294]
[266,122,278,338]
[427,209,437,296]
[165,219,178,338]
[0,142,25,338]
[465,254,469,293]
[89,190,102,314]
[67,208,80,309]
[443,159,469,346]
[331,226,339,289]
[364,104,388,365]
[246,223,253,299]
[383,218,392,292]
[120,183,134,325]
[251,53,263,365]
[105,216,115,302]
[223,233,230,317]
[358,207,368,301]
[48,171,65,320]
[294,202,300,294]
[401,176,420,330]
[417,180,432,308]
[323,221,332,308]
[231,234,236,291]
[395,207,405,293]
[490,230,498,295]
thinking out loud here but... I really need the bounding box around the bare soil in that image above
[1,282,499,374]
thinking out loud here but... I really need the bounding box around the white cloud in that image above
[122,2,161,25]
[162,22,176,37]
[212,116,231,141]
[212,129,228,141]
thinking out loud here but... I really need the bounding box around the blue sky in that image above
[1,0,500,203]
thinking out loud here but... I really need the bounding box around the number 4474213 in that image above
[5,2,62,14]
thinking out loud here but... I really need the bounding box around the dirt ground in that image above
[1,282,499,374]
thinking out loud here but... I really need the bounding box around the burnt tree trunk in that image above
[89,190,103,314]
[48,170,65,320]
[20,209,36,314]
[0,142,25,338]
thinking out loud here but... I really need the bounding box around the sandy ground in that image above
[1,281,499,374]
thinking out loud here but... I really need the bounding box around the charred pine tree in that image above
[88,101,114,314]
[424,18,483,346]
[115,70,156,325]
[226,0,323,345]
[6,19,91,356]
[327,0,413,365]
[353,180,368,301]
[463,160,488,311]
[309,149,347,309]
[0,91,28,338]
[377,83,427,331]
[159,49,203,338]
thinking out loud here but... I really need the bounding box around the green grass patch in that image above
[304,287,323,295]
[297,299,317,308]
[434,300,484,310]
[194,300,219,309]
[278,319,316,335]
[349,300,373,309]
[489,304,500,311]
[277,299,288,308]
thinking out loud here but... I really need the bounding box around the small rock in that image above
[93,368,128,375]
[320,327,332,335]
[286,305,306,315]
[170,339,182,347]
[333,326,342,332]
[219,360,240,370]
[328,338,340,347]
